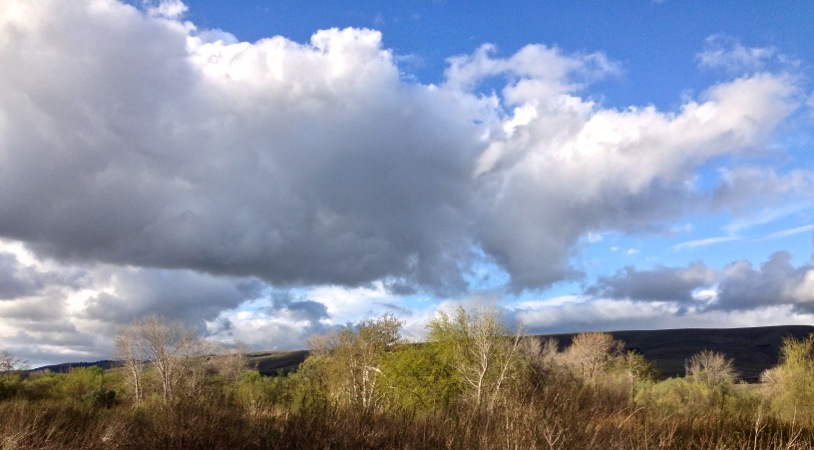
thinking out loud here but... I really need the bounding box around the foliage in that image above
[8,317,814,448]
[425,303,523,412]
[301,314,402,412]
[762,333,814,421]
[379,342,459,413]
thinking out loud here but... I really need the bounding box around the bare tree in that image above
[115,326,146,407]
[214,341,249,385]
[116,315,205,404]
[521,337,560,368]
[686,350,737,386]
[563,332,624,381]
[0,350,28,380]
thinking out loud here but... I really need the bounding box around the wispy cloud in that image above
[760,224,814,241]
[696,34,778,74]
[673,236,740,251]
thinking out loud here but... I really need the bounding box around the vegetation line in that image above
[2,308,814,449]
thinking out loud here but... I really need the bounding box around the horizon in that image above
[1,0,814,366]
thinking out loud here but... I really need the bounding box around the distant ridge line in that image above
[26,325,814,383]
[542,324,814,382]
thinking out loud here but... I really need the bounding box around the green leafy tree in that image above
[637,350,739,416]
[60,366,117,407]
[302,314,402,412]
[426,303,523,412]
[762,333,814,421]
[379,343,459,413]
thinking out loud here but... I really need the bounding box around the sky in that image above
[1,0,814,366]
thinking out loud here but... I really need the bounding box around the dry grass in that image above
[3,391,814,449]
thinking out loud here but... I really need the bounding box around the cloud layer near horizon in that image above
[0,0,812,364]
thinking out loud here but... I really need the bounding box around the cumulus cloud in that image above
[696,34,779,74]
[80,268,263,323]
[0,1,486,295]
[580,253,814,316]
[144,0,188,19]
[266,291,329,322]
[589,263,717,303]
[0,0,801,296]
[472,69,797,289]
[715,252,814,312]
[0,252,47,300]
[0,0,810,364]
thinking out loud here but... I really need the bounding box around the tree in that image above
[686,350,737,387]
[379,342,459,413]
[213,341,249,385]
[115,325,146,407]
[0,350,28,376]
[761,333,814,421]
[116,315,206,404]
[302,314,402,412]
[0,350,28,400]
[563,332,624,381]
[426,302,523,412]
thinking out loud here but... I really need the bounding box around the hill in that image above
[546,325,814,382]
[239,325,814,382]
[246,350,310,376]
[27,325,814,383]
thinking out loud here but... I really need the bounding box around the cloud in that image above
[267,291,329,322]
[715,251,814,312]
[443,43,621,94]
[472,69,797,290]
[588,263,717,303]
[0,2,484,295]
[0,0,801,297]
[513,298,814,335]
[673,236,739,251]
[762,225,814,241]
[144,0,188,19]
[712,167,814,234]
[80,268,263,323]
[582,253,814,315]
[0,0,810,364]
[0,252,46,300]
[696,34,778,74]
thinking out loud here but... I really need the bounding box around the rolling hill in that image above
[27,325,814,383]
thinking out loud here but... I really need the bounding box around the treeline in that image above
[3,308,814,449]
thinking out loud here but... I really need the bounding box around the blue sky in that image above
[1,0,814,365]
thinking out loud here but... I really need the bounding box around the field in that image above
[6,322,814,449]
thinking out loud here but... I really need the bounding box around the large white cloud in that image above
[473,68,798,289]
[0,0,487,294]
